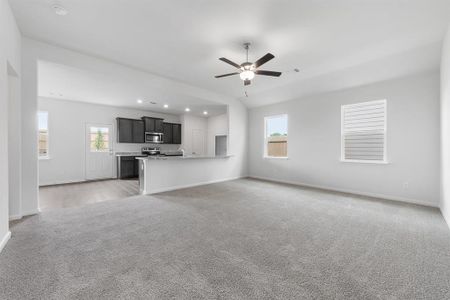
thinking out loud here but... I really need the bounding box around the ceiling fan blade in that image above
[253,53,275,68]
[215,72,239,78]
[255,70,282,77]
[244,79,251,86]
[219,57,241,69]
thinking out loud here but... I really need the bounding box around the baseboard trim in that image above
[144,176,244,195]
[9,208,40,221]
[22,208,40,217]
[39,178,116,187]
[9,214,22,221]
[249,176,437,208]
[39,178,87,187]
[0,231,11,253]
[442,208,450,231]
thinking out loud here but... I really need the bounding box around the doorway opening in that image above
[215,135,228,156]
[36,60,139,211]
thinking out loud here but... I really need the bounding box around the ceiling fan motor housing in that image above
[241,62,254,71]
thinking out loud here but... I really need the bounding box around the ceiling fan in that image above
[215,43,282,86]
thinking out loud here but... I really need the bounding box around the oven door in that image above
[145,132,164,144]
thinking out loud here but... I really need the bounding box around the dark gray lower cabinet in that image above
[117,156,140,179]
[162,122,182,144]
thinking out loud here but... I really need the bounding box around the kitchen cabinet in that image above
[117,156,140,178]
[117,118,145,143]
[117,118,133,143]
[132,120,145,143]
[162,122,182,144]
[163,122,173,144]
[142,116,164,133]
[172,123,182,144]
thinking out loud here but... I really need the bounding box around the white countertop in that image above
[136,155,232,160]
[115,152,145,157]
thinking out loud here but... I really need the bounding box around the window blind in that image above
[341,100,386,162]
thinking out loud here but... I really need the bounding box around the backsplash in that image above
[114,143,180,153]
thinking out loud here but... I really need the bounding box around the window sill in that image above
[263,156,289,160]
[340,159,389,165]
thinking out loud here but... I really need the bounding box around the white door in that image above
[85,124,113,180]
[192,129,205,155]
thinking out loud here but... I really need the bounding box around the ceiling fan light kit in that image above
[215,42,282,86]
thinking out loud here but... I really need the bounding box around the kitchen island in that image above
[136,155,234,194]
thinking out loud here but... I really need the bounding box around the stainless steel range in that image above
[141,147,160,156]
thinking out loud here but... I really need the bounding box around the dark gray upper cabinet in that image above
[142,116,164,133]
[117,118,145,143]
[162,122,182,144]
[163,122,173,144]
[132,120,145,143]
[117,118,133,143]
[155,119,164,133]
[172,123,182,144]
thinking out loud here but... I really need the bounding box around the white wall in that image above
[181,112,229,157]
[0,0,21,250]
[249,71,440,207]
[180,114,208,156]
[8,73,21,219]
[38,97,180,186]
[207,113,229,156]
[441,25,450,228]
[21,38,248,216]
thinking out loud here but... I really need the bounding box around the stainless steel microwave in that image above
[145,132,164,144]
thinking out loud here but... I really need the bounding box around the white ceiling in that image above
[11,0,450,107]
[38,60,227,117]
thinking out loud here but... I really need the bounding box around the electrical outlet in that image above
[403,182,409,190]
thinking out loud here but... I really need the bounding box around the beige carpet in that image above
[1,178,450,299]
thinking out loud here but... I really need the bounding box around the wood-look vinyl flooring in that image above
[38,179,139,211]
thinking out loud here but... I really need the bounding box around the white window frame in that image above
[340,99,387,164]
[38,111,50,160]
[264,114,288,159]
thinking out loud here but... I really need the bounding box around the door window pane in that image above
[90,127,110,152]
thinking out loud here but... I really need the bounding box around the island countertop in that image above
[136,155,232,160]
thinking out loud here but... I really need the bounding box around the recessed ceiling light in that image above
[137,99,143,104]
[203,111,208,115]
[163,104,169,108]
[185,108,190,112]
[52,4,68,16]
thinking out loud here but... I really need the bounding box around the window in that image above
[38,111,49,158]
[264,114,288,158]
[89,126,110,152]
[341,100,387,163]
